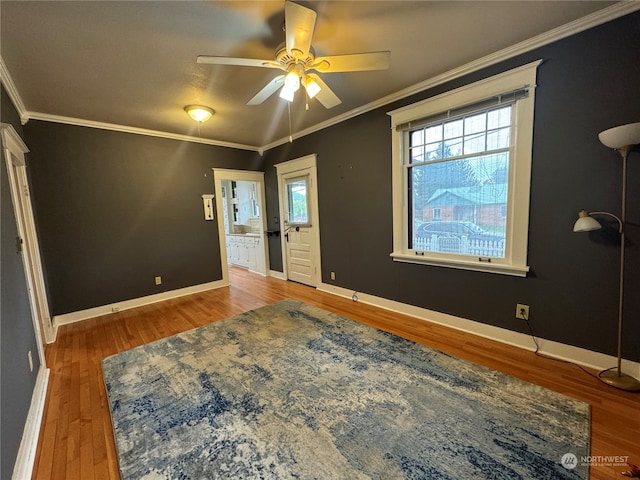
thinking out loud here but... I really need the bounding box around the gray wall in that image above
[23,121,262,316]
[262,12,640,362]
[1,87,41,480]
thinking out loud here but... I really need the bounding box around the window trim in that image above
[388,60,541,277]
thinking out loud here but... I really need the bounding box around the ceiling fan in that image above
[197,1,390,109]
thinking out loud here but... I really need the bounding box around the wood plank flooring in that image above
[33,267,640,479]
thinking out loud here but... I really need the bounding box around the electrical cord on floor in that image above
[520,308,606,381]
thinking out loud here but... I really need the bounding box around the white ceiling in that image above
[1,1,632,152]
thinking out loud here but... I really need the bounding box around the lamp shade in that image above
[573,210,602,232]
[279,85,295,102]
[304,77,321,99]
[184,105,214,123]
[598,122,640,149]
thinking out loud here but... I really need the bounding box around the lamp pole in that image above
[597,144,640,391]
[615,146,627,381]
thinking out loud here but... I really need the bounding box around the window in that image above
[285,175,310,225]
[388,61,540,276]
[409,104,511,258]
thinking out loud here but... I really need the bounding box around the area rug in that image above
[102,299,590,479]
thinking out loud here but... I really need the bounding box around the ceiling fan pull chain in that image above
[288,102,293,143]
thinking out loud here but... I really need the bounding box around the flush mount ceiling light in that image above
[184,105,214,123]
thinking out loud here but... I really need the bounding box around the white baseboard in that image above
[49,274,639,378]
[53,279,228,333]
[318,282,640,379]
[12,366,49,480]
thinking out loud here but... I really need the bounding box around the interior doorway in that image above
[1,124,53,352]
[276,154,321,287]
[212,169,269,283]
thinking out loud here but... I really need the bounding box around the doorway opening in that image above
[213,169,269,283]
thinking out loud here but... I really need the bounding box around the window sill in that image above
[390,252,529,277]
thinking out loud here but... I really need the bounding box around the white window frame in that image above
[388,60,541,277]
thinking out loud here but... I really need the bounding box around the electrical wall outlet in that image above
[330,271,336,280]
[28,350,34,372]
[515,304,530,320]
[155,276,162,285]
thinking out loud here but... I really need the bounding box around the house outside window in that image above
[388,61,540,276]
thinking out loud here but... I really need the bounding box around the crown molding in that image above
[0,56,29,124]
[261,2,640,152]
[3,3,638,153]
[26,112,261,152]
[1,54,259,152]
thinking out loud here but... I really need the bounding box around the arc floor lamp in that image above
[573,122,640,392]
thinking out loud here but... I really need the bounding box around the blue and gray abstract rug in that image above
[102,299,589,479]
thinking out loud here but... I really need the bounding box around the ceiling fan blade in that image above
[312,51,390,73]
[285,1,316,59]
[307,74,341,109]
[197,56,282,69]
[247,75,286,105]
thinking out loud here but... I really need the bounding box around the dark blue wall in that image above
[1,86,41,480]
[262,12,640,362]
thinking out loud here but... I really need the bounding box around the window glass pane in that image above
[487,127,511,150]
[444,119,463,139]
[411,130,424,146]
[444,138,463,157]
[425,124,443,144]
[464,132,485,154]
[464,113,486,134]
[487,105,512,129]
[410,146,425,163]
[286,177,309,224]
[409,153,508,258]
[425,142,443,160]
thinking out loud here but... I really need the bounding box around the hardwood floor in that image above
[33,267,640,479]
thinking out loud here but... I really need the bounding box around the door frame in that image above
[212,168,269,282]
[276,154,322,287]
[1,124,54,351]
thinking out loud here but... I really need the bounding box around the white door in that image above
[276,155,321,287]
[283,175,314,285]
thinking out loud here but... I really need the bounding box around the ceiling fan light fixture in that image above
[184,105,214,123]
[279,85,295,102]
[304,77,321,99]
[284,70,301,93]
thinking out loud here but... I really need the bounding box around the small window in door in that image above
[285,176,310,225]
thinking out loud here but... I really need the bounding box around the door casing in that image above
[1,123,53,351]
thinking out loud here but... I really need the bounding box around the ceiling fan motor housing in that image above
[275,43,316,70]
